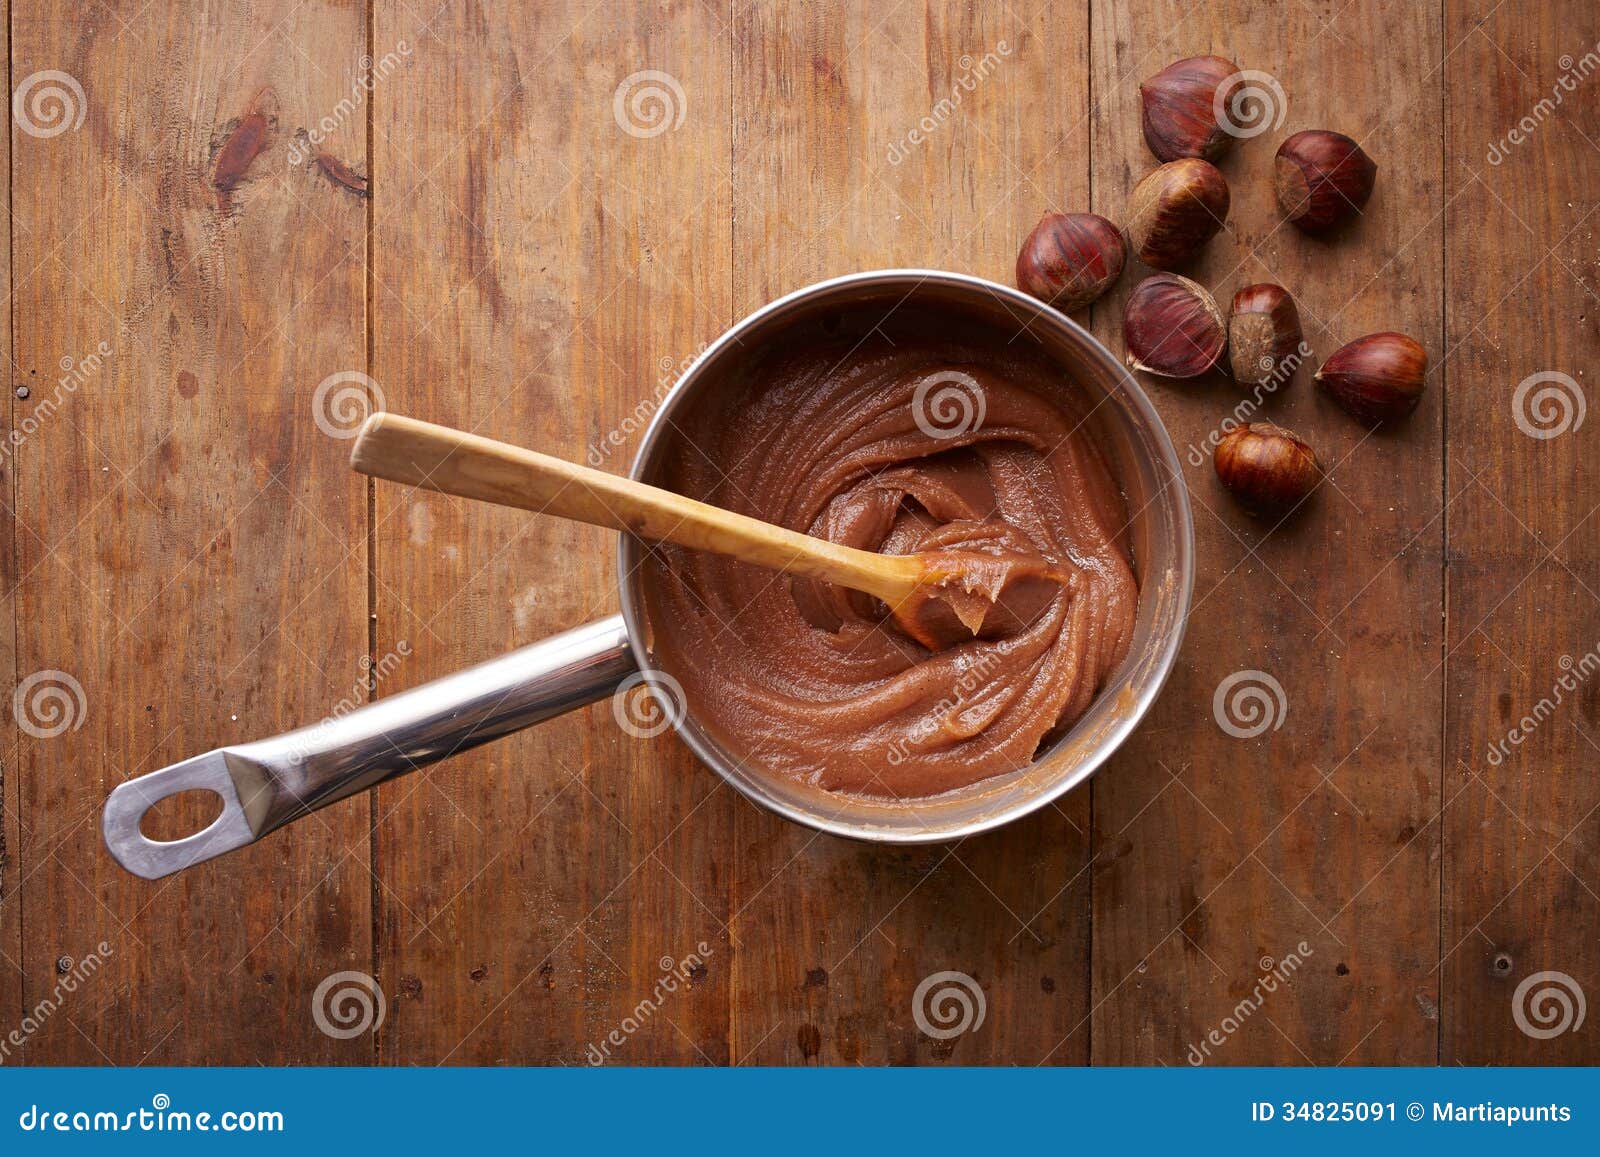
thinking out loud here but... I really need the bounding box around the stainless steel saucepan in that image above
[102,270,1194,879]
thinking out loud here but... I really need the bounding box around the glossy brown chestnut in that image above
[1274,130,1377,234]
[1123,273,1226,378]
[1139,55,1240,162]
[1316,332,1427,423]
[1214,423,1321,516]
[1126,158,1230,270]
[1227,284,1304,387]
[1015,211,1127,312]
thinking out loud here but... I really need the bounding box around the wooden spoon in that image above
[349,413,992,646]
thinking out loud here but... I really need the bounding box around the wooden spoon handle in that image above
[350,413,924,606]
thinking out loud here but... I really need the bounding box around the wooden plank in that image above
[370,1,734,1063]
[726,0,1094,1064]
[10,0,369,1062]
[11,0,1593,1070]
[1089,0,1444,1063]
[0,4,19,1063]
[1441,0,1600,1064]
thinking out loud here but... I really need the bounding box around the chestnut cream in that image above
[644,314,1139,799]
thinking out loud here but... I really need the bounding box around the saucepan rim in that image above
[617,268,1194,843]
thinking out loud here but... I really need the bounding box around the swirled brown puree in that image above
[643,318,1138,799]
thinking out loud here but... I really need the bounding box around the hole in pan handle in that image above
[101,752,258,880]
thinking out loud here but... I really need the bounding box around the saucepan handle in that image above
[102,615,636,879]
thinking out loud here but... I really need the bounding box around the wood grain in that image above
[1088,0,1445,1064]
[0,4,18,1061]
[3,0,1596,1067]
[1441,0,1600,1064]
[10,0,369,1062]
[370,0,735,1064]
[726,0,1095,1064]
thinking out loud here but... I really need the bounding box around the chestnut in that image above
[1275,130,1377,234]
[1139,55,1240,162]
[1316,332,1427,423]
[1126,158,1230,270]
[1227,284,1304,387]
[1123,273,1226,379]
[1015,211,1127,312]
[1214,423,1321,517]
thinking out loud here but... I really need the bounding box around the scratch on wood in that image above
[313,151,369,197]
[461,140,506,320]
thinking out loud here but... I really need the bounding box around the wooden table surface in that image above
[1,0,1595,1066]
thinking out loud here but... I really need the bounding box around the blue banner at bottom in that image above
[1,1067,1596,1152]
